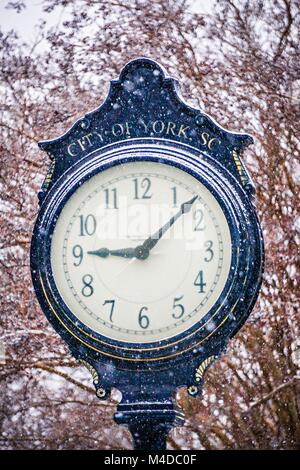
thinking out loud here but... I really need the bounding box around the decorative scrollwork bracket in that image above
[78,358,109,400]
[187,355,217,397]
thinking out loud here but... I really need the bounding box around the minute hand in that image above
[141,195,198,252]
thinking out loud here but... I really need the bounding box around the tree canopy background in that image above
[0,0,299,449]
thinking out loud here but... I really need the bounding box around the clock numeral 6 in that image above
[103,299,115,322]
[79,214,96,236]
[172,295,185,319]
[193,209,205,231]
[194,270,206,293]
[138,306,150,329]
[81,274,94,297]
[72,244,83,266]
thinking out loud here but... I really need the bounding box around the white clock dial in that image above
[51,161,232,343]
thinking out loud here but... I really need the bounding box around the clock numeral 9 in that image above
[194,209,205,231]
[79,214,96,236]
[72,244,83,266]
[172,295,185,319]
[133,178,152,199]
[204,240,214,262]
[81,274,94,297]
[194,270,206,293]
[103,299,115,322]
[138,306,150,329]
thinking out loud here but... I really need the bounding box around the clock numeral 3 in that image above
[72,244,83,266]
[194,270,206,293]
[81,274,94,297]
[133,178,152,199]
[103,299,115,322]
[138,306,150,329]
[79,214,96,236]
[172,295,185,319]
[104,188,118,209]
[204,240,214,262]
[194,209,205,231]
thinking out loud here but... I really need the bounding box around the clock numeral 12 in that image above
[103,299,115,322]
[194,270,206,293]
[133,178,152,199]
[104,188,118,209]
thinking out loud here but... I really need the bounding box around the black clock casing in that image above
[31,58,264,406]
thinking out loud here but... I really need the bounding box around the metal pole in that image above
[114,401,185,450]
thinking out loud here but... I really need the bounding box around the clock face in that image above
[51,160,232,343]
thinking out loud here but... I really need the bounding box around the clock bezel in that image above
[31,139,263,368]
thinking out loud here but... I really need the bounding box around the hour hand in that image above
[87,247,136,259]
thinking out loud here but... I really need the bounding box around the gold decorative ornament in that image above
[43,160,55,188]
[79,358,100,385]
[232,148,247,186]
[195,355,216,382]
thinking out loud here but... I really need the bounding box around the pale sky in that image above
[0,0,65,43]
[0,0,213,43]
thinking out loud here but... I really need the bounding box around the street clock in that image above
[31,58,264,449]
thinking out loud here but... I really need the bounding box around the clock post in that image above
[115,402,184,450]
[30,58,264,450]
